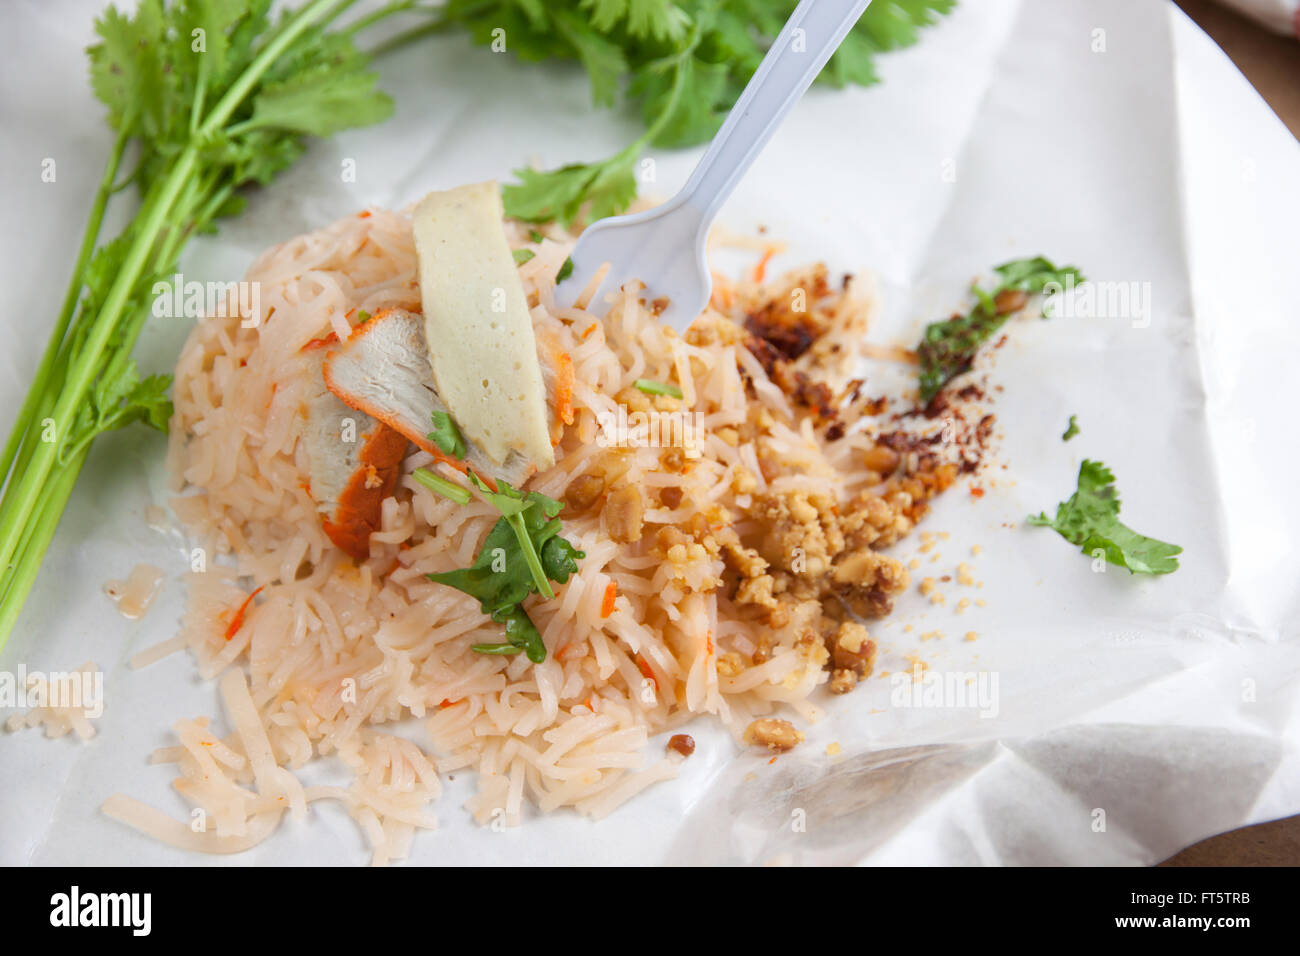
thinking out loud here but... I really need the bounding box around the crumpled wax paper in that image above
[1,0,1298,865]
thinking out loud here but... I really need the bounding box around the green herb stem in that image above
[0,125,129,488]
[506,513,554,600]
[633,378,682,399]
[412,467,472,504]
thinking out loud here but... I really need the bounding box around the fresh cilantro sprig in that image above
[0,0,410,648]
[1028,460,1181,575]
[916,256,1083,406]
[428,477,585,663]
[403,1,955,227]
[428,410,467,459]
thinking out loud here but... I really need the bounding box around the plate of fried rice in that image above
[4,0,1300,868]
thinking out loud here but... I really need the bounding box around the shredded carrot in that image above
[299,332,339,352]
[705,630,714,656]
[580,322,598,341]
[635,655,657,689]
[969,485,985,499]
[768,756,778,765]
[554,349,575,426]
[752,247,777,283]
[600,581,618,619]
[359,210,371,218]
[223,586,264,641]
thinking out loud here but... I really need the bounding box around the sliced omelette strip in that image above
[411,181,555,473]
[299,343,409,560]
[322,308,571,488]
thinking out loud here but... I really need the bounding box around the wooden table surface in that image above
[1159,0,1299,867]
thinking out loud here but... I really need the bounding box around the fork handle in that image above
[679,0,873,224]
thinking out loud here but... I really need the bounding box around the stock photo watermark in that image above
[1043,274,1152,328]
[151,274,262,327]
[890,666,1000,718]
[0,664,103,719]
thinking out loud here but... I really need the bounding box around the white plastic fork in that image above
[556,0,874,332]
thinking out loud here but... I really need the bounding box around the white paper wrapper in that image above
[1,0,1298,866]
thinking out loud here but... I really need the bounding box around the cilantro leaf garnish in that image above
[428,476,585,663]
[504,152,639,229]
[428,410,467,459]
[1028,460,1181,575]
[917,256,1083,405]
[512,248,536,265]
[1062,415,1080,442]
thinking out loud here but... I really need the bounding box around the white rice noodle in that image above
[114,207,888,863]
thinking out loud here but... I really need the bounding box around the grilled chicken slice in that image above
[299,342,409,560]
[322,308,573,488]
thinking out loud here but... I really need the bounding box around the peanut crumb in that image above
[904,652,928,678]
[964,631,978,642]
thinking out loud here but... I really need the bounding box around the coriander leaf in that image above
[503,149,638,228]
[1062,415,1080,442]
[178,0,245,88]
[552,8,629,108]
[634,55,729,148]
[1028,460,1181,575]
[429,410,467,459]
[824,30,881,88]
[852,0,956,52]
[580,0,691,42]
[467,473,529,518]
[512,248,536,265]
[498,605,547,662]
[916,255,1083,405]
[88,1,164,132]
[428,479,584,664]
[244,69,393,137]
[61,361,173,465]
[513,0,549,31]
[556,256,575,283]
[540,535,583,583]
[994,256,1084,295]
